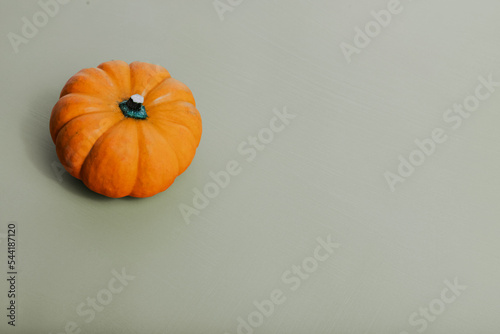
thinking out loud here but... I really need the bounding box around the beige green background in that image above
[1,0,500,333]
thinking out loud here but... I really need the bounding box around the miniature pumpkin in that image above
[49,60,202,198]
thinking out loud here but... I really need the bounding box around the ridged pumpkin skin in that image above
[49,60,202,198]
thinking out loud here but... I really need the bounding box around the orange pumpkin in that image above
[49,60,202,198]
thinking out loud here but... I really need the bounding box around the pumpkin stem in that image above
[119,94,148,119]
[126,94,144,111]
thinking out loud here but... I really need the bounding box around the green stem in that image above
[119,94,147,119]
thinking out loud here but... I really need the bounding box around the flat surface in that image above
[1,0,500,333]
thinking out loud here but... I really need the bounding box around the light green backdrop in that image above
[1,0,500,333]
